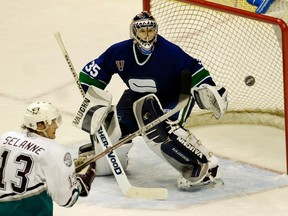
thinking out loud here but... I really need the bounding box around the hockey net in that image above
[142,0,288,170]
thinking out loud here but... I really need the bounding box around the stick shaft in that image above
[54,32,85,97]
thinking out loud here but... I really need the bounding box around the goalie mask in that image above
[23,101,62,130]
[130,11,158,55]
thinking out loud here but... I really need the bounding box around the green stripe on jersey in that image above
[191,68,211,88]
[79,72,106,90]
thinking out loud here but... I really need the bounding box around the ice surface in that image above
[68,137,288,210]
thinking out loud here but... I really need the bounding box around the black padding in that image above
[161,132,208,164]
[78,143,94,154]
[160,138,199,165]
[141,97,168,142]
[180,70,192,95]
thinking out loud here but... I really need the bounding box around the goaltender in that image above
[76,11,228,190]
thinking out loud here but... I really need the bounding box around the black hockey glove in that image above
[76,162,96,197]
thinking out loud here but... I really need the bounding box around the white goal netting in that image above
[144,0,288,130]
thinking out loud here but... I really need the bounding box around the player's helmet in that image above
[23,101,62,130]
[130,11,158,55]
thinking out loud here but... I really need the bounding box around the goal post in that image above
[143,0,288,173]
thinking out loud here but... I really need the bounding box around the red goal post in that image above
[143,0,288,173]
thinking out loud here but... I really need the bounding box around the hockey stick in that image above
[54,32,169,200]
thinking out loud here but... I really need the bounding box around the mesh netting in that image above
[148,0,285,128]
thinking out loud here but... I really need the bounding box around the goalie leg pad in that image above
[134,94,212,173]
[134,94,173,163]
[166,126,209,164]
[76,106,133,176]
[76,141,133,176]
[133,94,222,190]
[134,94,168,143]
[94,141,133,176]
[104,105,122,142]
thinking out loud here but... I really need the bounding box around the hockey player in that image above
[77,11,228,189]
[0,102,96,216]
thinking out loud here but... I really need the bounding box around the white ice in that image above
[1,0,288,215]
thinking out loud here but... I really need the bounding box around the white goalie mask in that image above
[130,11,158,55]
[23,101,62,130]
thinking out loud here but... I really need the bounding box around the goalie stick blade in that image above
[125,186,168,200]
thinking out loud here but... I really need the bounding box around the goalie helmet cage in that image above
[142,0,288,173]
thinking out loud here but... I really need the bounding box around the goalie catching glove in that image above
[191,84,228,119]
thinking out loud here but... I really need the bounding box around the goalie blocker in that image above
[134,94,221,190]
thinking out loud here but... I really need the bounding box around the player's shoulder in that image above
[1,131,18,138]
[0,131,26,141]
[40,137,66,154]
[108,39,133,51]
[157,35,184,51]
[40,138,74,168]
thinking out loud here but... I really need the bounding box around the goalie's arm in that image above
[78,53,112,93]
[188,61,227,119]
[79,71,107,92]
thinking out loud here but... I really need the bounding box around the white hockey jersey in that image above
[0,131,79,216]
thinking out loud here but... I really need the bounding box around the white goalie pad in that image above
[133,93,163,129]
[94,141,133,176]
[75,106,132,176]
[72,86,112,134]
[104,105,122,143]
[192,84,228,119]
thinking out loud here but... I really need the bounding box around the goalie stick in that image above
[54,32,169,200]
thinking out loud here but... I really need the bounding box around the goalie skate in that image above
[178,177,224,192]
[177,166,224,192]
